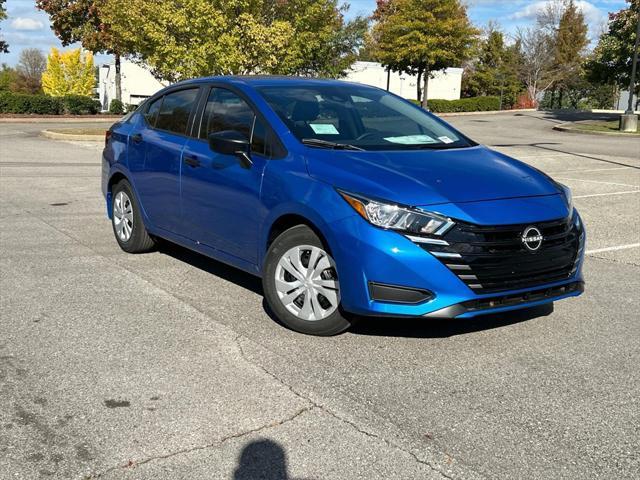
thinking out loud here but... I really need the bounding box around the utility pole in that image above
[498,72,505,111]
[620,14,640,132]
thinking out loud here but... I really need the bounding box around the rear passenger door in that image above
[129,87,200,234]
[181,87,275,264]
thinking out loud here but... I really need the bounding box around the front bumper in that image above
[424,281,584,318]
[328,213,585,319]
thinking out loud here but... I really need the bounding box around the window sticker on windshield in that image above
[310,123,340,135]
[438,136,454,144]
[383,135,437,145]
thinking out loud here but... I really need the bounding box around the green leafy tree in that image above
[101,0,366,82]
[550,0,589,108]
[586,0,639,104]
[0,64,18,91]
[36,0,124,101]
[462,27,524,108]
[0,0,8,53]
[370,0,478,108]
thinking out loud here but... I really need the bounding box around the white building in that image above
[615,90,639,112]
[98,62,166,111]
[97,60,463,111]
[344,61,463,101]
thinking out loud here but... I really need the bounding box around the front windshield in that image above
[256,84,474,151]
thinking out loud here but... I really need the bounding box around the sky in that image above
[0,0,629,67]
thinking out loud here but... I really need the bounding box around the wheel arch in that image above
[105,171,129,219]
[267,214,330,247]
[262,212,336,274]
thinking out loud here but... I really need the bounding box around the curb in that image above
[553,122,639,136]
[437,108,537,117]
[41,129,105,142]
[539,109,639,115]
[0,116,120,124]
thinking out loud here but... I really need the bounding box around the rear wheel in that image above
[111,179,155,253]
[263,225,351,336]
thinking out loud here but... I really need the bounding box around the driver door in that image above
[180,87,269,264]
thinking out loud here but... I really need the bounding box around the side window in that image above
[199,88,255,141]
[155,88,199,135]
[144,96,162,127]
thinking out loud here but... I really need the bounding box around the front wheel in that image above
[262,225,351,336]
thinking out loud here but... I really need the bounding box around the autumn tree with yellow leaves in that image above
[42,48,95,97]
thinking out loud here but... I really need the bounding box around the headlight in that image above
[337,190,454,236]
[557,182,573,213]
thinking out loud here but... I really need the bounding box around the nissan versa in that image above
[102,77,585,335]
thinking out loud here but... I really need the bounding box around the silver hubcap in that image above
[275,245,340,321]
[113,191,133,242]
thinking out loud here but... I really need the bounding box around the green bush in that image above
[412,96,501,113]
[61,95,101,115]
[109,98,124,114]
[0,91,61,114]
[0,91,103,115]
[125,103,138,113]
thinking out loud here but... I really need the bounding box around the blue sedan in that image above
[102,76,585,335]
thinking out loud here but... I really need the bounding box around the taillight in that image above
[105,130,112,147]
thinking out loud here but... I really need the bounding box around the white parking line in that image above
[586,244,640,255]
[547,167,634,174]
[574,190,640,199]
[557,178,639,188]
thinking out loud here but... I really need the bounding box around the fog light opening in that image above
[368,282,434,304]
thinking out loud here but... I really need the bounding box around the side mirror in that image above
[208,130,252,168]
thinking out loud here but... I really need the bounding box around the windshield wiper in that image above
[301,138,364,151]
[412,143,468,150]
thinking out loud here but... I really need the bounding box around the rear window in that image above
[155,89,199,135]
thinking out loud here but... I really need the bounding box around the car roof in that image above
[173,75,371,89]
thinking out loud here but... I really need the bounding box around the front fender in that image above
[257,176,357,271]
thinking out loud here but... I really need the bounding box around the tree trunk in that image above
[550,88,556,109]
[421,70,430,109]
[115,53,122,103]
[416,68,423,102]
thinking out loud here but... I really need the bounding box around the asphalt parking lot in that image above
[1,111,638,480]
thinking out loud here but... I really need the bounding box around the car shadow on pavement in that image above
[349,303,554,339]
[233,439,309,480]
[156,240,554,339]
[157,240,263,295]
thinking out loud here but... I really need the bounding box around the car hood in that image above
[305,145,559,206]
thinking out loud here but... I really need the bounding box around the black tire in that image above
[262,225,352,336]
[111,179,155,253]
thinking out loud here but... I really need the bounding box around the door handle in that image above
[184,155,201,167]
[131,133,143,144]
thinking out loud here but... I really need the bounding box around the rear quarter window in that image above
[144,97,163,127]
